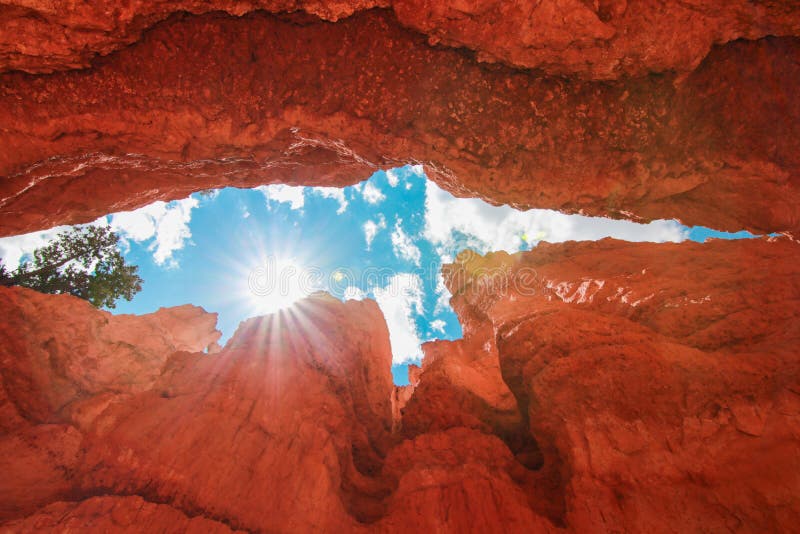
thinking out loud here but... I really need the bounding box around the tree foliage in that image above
[0,225,143,308]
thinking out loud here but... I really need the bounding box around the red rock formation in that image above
[394,0,800,79]
[1,496,240,532]
[444,237,800,532]
[0,2,799,531]
[0,0,386,74]
[0,9,799,236]
[77,295,397,531]
[0,287,220,424]
[0,285,560,531]
[2,238,797,531]
[377,427,560,533]
[0,289,396,530]
[3,1,798,79]
[0,286,221,521]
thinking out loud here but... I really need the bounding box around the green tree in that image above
[0,225,143,308]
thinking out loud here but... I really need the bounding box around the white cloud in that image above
[310,187,348,214]
[423,180,687,258]
[372,273,424,363]
[385,164,425,189]
[391,219,421,266]
[386,169,400,187]
[257,184,305,210]
[362,182,386,204]
[430,319,446,334]
[256,185,348,214]
[0,197,198,271]
[106,210,155,244]
[108,197,198,267]
[343,286,366,300]
[363,215,386,250]
[433,271,452,314]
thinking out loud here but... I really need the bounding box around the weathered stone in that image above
[0,11,798,237]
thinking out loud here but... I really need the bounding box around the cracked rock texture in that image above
[1,237,798,532]
[0,7,799,236]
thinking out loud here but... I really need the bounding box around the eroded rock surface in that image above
[0,287,220,425]
[0,9,798,237]
[1,496,240,533]
[1,238,798,531]
[0,0,387,74]
[394,0,800,79]
[444,237,800,532]
[0,287,221,521]
[3,0,799,79]
[1,2,797,530]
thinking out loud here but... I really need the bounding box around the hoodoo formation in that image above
[1,1,799,532]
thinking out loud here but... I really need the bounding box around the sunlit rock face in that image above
[1,7,799,236]
[0,286,221,521]
[1,238,798,531]
[0,289,397,531]
[443,237,800,532]
[0,287,221,425]
[76,294,397,531]
[1,2,799,531]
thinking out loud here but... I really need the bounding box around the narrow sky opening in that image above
[0,166,765,385]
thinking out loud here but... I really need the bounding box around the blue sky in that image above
[0,166,760,385]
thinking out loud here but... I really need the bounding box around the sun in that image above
[246,256,317,315]
[207,226,329,322]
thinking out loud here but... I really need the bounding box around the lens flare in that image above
[246,256,318,315]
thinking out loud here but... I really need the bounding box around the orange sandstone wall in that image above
[443,237,800,532]
[1,2,798,531]
[0,8,798,236]
[1,238,798,532]
[3,0,799,79]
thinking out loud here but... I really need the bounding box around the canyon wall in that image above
[1,2,798,531]
[0,4,799,236]
[1,237,798,532]
[3,0,799,79]
[441,237,800,532]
